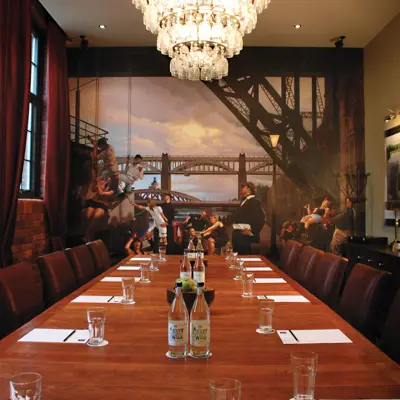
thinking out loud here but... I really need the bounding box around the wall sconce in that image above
[385,109,397,123]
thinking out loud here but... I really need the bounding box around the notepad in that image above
[101,277,140,282]
[245,267,272,271]
[72,295,113,303]
[118,266,141,271]
[277,329,352,344]
[130,257,151,261]
[254,278,286,284]
[257,295,309,303]
[18,329,89,344]
[239,257,262,262]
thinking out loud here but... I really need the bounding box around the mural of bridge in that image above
[116,153,281,197]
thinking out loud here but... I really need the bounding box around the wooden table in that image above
[1,255,400,399]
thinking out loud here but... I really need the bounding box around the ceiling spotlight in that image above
[385,109,397,123]
[294,24,302,29]
[99,24,107,29]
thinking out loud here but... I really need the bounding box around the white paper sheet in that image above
[118,266,141,270]
[245,267,272,271]
[101,277,140,282]
[129,257,151,261]
[19,328,75,343]
[239,257,262,262]
[277,329,352,344]
[257,295,309,303]
[66,330,90,343]
[72,295,113,303]
[254,278,286,284]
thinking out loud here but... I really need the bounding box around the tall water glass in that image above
[225,247,232,260]
[150,254,159,271]
[291,352,318,400]
[233,258,244,280]
[140,262,151,283]
[10,373,42,400]
[121,277,135,304]
[229,253,237,269]
[159,246,166,261]
[209,378,241,400]
[258,298,275,334]
[87,307,106,347]
[242,273,254,298]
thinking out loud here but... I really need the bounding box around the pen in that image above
[63,330,76,342]
[289,330,299,342]
[107,296,115,303]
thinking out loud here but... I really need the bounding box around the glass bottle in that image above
[193,253,205,285]
[180,254,192,280]
[168,282,189,358]
[195,235,205,258]
[190,282,210,358]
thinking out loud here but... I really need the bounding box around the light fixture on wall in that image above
[294,24,302,29]
[385,109,397,123]
[99,24,107,29]
[132,0,272,81]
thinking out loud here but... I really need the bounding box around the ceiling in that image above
[41,0,400,48]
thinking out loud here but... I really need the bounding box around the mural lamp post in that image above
[269,134,280,258]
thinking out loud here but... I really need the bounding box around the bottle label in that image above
[168,321,187,346]
[180,271,191,280]
[188,252,197,259]
[193,271,205,284]
[190,320,210,346]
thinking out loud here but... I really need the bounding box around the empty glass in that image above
[233,258,244,280]
[150,254,159,271]
[10,373,42,400]
[257,298,275,334]
[291,352,318,400]
[209,378,241,400]
[140,262,151,283]
[242,273,254,298]
[87,307,106,347]
[121,277,135,304]
[229,253,237,269]
[159,246,166,261]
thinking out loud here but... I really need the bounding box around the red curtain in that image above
[44,22,70,251]
[0,0,32,267]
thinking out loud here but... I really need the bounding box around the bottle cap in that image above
[197,282,205,287]
[176,282,183,287]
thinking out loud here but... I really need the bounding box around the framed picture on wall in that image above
[385,124,400,226]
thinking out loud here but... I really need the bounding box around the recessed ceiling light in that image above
[294,24,302,29]
[99,24,107,29]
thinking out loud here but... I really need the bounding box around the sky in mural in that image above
[70,77,272,200]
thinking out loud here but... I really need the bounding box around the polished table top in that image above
[0,255,400,399]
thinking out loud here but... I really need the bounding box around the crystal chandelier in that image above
[132,0,271,81]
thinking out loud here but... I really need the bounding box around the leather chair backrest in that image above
[338,263,395,341]
[306,252,348,309]
[294,246,323,285]
[38,251,77,306]
[87,240,111,272]
[379,289,400,364]
[0,262,45,338]
[66,245,97,285]
[280,240,303,276]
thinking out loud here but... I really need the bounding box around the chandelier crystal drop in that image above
[132,0,271,80]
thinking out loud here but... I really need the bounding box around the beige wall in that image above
[364,13,400,239]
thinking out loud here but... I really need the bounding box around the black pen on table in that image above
[63,330,76,342]
[289,330,299,342]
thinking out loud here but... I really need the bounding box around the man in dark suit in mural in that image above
[232,182,265,254]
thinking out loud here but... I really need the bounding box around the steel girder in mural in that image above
[205,75,337,199]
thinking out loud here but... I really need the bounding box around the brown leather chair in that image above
[294,246,323,285]
[280,240,303,276]
[338,263,395,341]
[66,245,97,285]
[379,289,400,364]
[0,262,45,338]
[87,240,111,272]
[38,251,78,306]
[306,253,348,309]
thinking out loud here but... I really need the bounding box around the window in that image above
[20,32,42,196]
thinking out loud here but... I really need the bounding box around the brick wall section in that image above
[12,199,50,263]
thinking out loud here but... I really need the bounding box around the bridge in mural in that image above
[116,153,281,198]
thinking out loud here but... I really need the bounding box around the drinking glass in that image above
[291,352,318,400]
[140,262,151,283]
[87,307,106,347]
[242,273,254,298]
[209,378,241,400]
[121,277,135,304]
[229,253,237,269]
[257,298,275,334]
[159,246,166,261]
[150,254,159,271]
[233,258,244,280]
[225,248,232,260]
[10,373,42,400]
